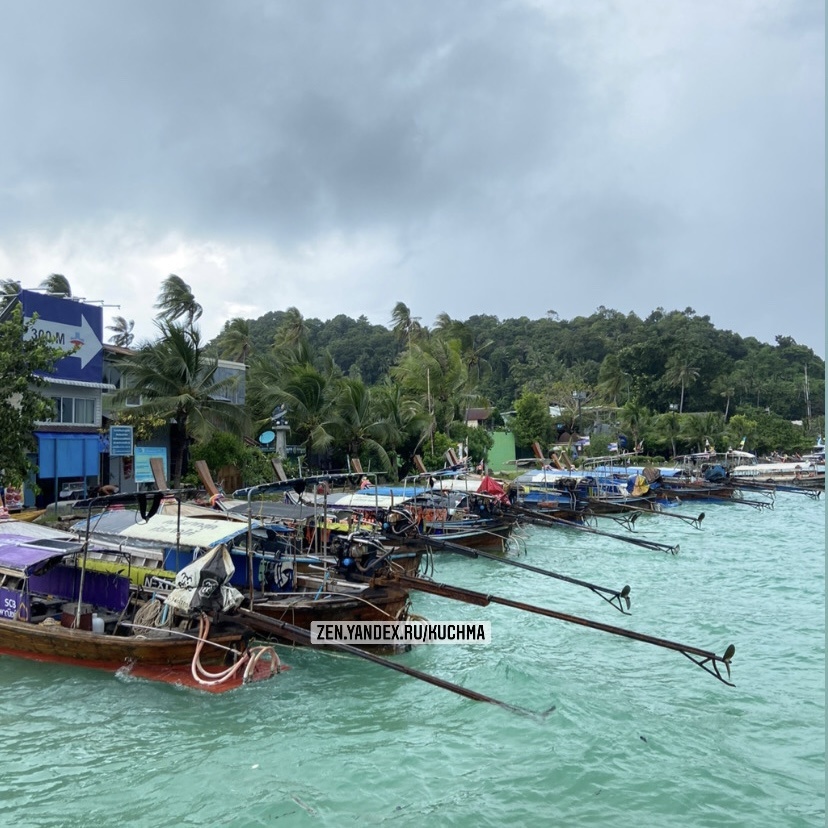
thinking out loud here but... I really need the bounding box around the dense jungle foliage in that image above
[199,301,824,476]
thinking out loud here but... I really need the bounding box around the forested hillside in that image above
[213,304,824,421]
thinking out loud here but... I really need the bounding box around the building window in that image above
[46,396,97,425]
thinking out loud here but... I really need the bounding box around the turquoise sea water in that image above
[1,493,824,827]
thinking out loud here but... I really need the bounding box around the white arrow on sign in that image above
[24,313,103,369]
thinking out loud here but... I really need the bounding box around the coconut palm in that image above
[39,273,72,297]
[391,337,469,434]
[219,317,253,363]
[331,378,393,473]
[619,400,653,452]
[273,307,307,349]
[106,316,135,348]
[597,353,627,406]
[711,373,738,420]
[664,355,700,413]
[656,411,683,459]
[390,301,423,348]
[154,274,203,327]
[113,321,247,486]
[681,412,725,454]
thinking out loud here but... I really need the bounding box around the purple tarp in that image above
[0,537,74,574]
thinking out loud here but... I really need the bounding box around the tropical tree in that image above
[218,317,253,363]
[390,337,470,434]
[681,412,725,453]
[619,400,653,452]
[106,316,135,348]
[39,273,72,297]
[664,354,700,413]
[372,378,430,478]
[390,301,423,348]
[330,378,393,472]
[0,306,63,486]
[113,322,247,486]
[0,279,21,312]
[511,392,555,451]
[655,411,683,459]
[273,307,308,349]
[596,353,627,406]
[711,373,738,420]
[154,274,203,327]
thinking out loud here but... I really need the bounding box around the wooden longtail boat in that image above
[0,532,282,691]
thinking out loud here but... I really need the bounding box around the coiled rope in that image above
[190,614,281,687]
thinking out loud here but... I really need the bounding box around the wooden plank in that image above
[194,460,221,498]
[149,457,168,490]
[271,458,288,482]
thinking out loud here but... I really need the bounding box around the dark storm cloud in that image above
[0,1,577,243]
[0,0,823,354]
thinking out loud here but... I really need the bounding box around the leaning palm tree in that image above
[273,307,307,349]
[390,301,423,349]
[331,378,393,473]
[219,317,253,363]
[372,378,431,479]
[106,316,135,348]
[39,273,72,297]
[113,321,247,486]
[154,274,203,327]
[596,353,627,406]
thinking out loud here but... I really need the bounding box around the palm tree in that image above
[711,373,737,420]
[681,412,725,453]
[106,316,135,348]
[39,273,72,297]
[391,337,469,434]
[219,317,253,363]
[154,274,202,327]
[372,379,431,478]
[390,301,422,348]
[619,400,653,452]
[113,322,247,486]
[596,353,627,406]
[331,378,393,473]
[656,411,683,459]
[664,355,700,413]
[273,307,307,349]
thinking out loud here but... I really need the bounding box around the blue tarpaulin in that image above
[36,432,100,478]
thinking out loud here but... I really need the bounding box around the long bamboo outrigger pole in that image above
[508,504,681,554]
[383,573,736,687]
[403,535,631,614]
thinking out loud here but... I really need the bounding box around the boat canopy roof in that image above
[72,511,255,549]
[0,535,83,576]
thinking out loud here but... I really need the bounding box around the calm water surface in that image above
[1,493,824,827]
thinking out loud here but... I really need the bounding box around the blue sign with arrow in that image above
[19,290,103,383]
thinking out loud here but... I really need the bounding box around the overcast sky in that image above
[0,0,824,356]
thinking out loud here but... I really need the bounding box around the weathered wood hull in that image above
[421,522,514,553]
[0,617,247,668]
[250,584,410,631]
